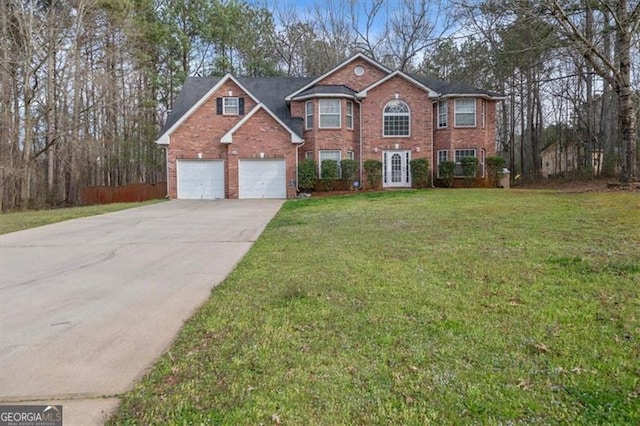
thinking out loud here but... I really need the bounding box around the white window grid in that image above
[346,101,354,129]
[319,99,341,129]
[454,98,476,127]
[438,100,448,128]
[305,101,313,130]
[454,149,477,177]
[223,97,239,115]
[383,100,410,137]
[319,150,342,178]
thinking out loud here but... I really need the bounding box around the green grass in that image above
[0,200,164,235]
[110,189,640,425]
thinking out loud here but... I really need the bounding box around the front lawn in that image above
[111,190,640,424]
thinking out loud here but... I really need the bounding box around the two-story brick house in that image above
[157,53,503,199]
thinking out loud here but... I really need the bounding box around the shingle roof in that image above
[291,85,357,99]
[160,68,503,140]
[160,76,313,136]
[409,73,504,98]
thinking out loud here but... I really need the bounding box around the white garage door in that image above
[177,160,225,199]
[239,159,286,199]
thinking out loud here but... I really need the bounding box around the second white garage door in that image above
[238,159,286,199]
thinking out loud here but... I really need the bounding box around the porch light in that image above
[415,146,421,153]
[374,147,378,153]
[197,152,202,159]
[394,143,400,149]
[231,150,238,156]
[259,152,265,158]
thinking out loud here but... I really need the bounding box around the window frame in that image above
[437,150,448,178]
[305,101,313,130]
[319,150,342,178]
[437,100,448,128]
[454,149,477,177]
[383,100,410,137]
[223,97,239,116]
[454,98,476,127]
[346,101,354,129]
[319,99,341,129]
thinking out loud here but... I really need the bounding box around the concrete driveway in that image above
[0,200,283,425]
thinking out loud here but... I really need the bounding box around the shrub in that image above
[340,159,358,190]
[363,159,382,190]
[438,161,455,188]
[409,158,430,189]
[297,158,317,192]
[486,156,506,187]
[320,159,339,191]
[460,156,478,187]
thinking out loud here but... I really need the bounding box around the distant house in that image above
[541,142,604,177]
[157,53,504,199]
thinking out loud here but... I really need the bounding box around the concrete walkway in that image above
[0,200,283,425]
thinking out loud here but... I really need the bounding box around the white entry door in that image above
[177,160,225,199]
[383,150,411,187]
[239,159,286,199]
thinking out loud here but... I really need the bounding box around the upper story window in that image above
[319,99,341,129]
[383,100,410,137]
[223,97,239,115]
[346,101,354,129]
[438,100,448,128]
[454,98,476,127]
[216,96,244,116]
[305,101,313,130]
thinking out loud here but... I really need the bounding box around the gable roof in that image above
[285,53,391,101]
[409,73,505,99]
[356,70,439,98]
[220,103,304,144]
[157,75,312,145]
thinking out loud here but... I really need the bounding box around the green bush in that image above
[297,158,317,192]
[409,158,430,189]
[320,159,339,191]
[363,159,383,190]
[340,159,358,190]
[486,156,506,188]
[438,161,455,188]
[461,157,479,187]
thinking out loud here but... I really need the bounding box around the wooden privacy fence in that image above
[80,182,167,205]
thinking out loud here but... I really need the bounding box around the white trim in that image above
[357,70,438,98]
[439,93,506,101]
[223,97,239,115]
[437,99,448,129]
[221,103,304,144]
[454,98,477,128]
[305,101,313,130]
[285,53,391,101]
[318,99,341,129]
[382,100,411,137]
[156,74,260,146]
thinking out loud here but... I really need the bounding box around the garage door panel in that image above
[239,160,286,199]
[177,160,225,199]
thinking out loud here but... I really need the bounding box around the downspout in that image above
[355,97,363,187]
[295,139,306,194]
[163,145,170,197]
[431,99,438,188]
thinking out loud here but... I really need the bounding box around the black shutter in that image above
[239,97,245,115]
[216,98,222,115]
